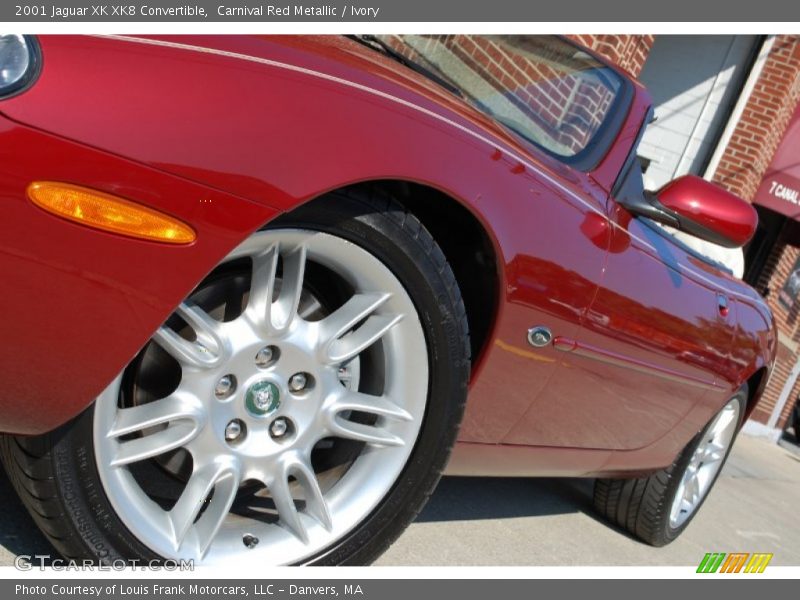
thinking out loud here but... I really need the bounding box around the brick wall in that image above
[449,36,616,152]
[712,36,800,201]
[707,35,800,429]
[385,35,621,154]
[566,35,655,77]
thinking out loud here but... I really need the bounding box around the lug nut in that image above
[270,417,289,439]
[215,375,236,399]
[255,346,276,367]
[224,419,245,442]
[288,372,308,392]
[243,534,259,549]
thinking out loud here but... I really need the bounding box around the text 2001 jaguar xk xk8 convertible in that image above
[0,34,775,565]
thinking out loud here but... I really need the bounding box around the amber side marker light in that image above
[27,181,196,244]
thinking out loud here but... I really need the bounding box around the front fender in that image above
[0,35,526,434]
[0,118,276,434]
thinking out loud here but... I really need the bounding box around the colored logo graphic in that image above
[245,380,281,417]
[697,552,773,573]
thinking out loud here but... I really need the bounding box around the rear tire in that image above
[593,387,746,546]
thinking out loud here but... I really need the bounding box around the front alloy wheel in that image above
[2,190,470,565]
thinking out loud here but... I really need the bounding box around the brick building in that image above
[388,34,800,439]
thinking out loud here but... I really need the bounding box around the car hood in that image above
[0,34,559,206]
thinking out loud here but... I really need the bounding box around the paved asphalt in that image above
[379,433,800,566]
[0,433,797,567]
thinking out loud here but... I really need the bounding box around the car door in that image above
[458,158,611,443]
[504,158,733,450]
[456,36,645,444]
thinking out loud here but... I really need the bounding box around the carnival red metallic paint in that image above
[657,175,759,247]
[0,35,776,478]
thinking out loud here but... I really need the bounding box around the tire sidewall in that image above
[47,407,163,564]
[659,388,747,544]
[269,195,469,564]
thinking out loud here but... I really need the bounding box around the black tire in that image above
[593,387,747,547]
[1,187,471,565]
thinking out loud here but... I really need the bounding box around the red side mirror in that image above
[656,175,757,248]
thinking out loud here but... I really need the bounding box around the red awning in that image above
[754,105,800,217]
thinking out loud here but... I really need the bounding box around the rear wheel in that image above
[593,387,746,546]
[2,190,470,565]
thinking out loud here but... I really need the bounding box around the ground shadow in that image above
[0,467,629,559]
[0,467,55,560]
[414,475,648,546]
[415,476,595,523]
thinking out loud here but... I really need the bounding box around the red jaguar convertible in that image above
[0,34,775,566]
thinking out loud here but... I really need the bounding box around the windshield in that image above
[374,35,625,160]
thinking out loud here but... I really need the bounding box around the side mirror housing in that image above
[619,174,758,248]
[655,175,757,248]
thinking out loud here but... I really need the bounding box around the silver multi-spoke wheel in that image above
[669,397,740,528]
[94,229,429,565]
[4,193,467,566]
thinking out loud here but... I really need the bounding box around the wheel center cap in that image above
[245,380,280,416]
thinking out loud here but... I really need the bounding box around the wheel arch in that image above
[743,366,770,423]
[292,179,503,377]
